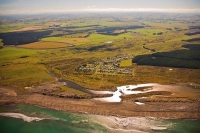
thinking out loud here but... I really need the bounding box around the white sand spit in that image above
[0,113,45,122]
[135,102,145,105]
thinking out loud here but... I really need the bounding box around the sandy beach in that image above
[90,114,171,133]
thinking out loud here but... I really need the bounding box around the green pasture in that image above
[88,33,132,44]
[0,12,200,89]
[0,22,37,33]
[131,28,166,36]
[0,47,53,87]
[0,47,37,62]
[42,37,67,42]
[42,37,89,45]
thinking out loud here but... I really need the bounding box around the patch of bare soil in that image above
[0,87,17,97]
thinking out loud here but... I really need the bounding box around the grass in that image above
[131,28,166,36]
[63,33,89,38]
[0,47,54,88]
[120,59,132,67]
[1,13,200,91]
[0,47,37,62]
[55,86,88,95]
[0,39,3,46]
[134,65,200,84]
[42,37,90,45]
[0,63,53,88]
[18,41,68,49]
[0,22,38,33]
[88,33,132,44]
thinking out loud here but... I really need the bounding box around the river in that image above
[50,71,114,95]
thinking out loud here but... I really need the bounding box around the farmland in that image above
[42,37,90,45]
[0,47,53,87]
[18,41,68,49]
[0,12,200,92]
[1,0,200,132]
[0,13,200,131]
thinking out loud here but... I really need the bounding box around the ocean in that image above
[0,104,200,133]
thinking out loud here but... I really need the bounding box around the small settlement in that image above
[77,54,134,75]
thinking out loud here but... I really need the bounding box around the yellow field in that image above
[42,37,90,45]
[120,59,132,67]
[113,29,126,34]
[61,38,90,44]
[18,41,68,49]
[13,26,43,32]
[63,33,89,38]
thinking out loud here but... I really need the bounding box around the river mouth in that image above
[94,83,159,102]
[94,83,200,103]
[49,72,200,103]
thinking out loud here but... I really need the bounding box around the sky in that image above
[0,0,200,14]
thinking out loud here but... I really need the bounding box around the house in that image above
[69,44,74,47]
[53,24,61,28]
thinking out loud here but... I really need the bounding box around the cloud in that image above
[0,8,200,14]
[87,5,96,9]
[83,8,200,13]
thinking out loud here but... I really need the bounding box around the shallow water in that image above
[0,104,108,133]
[0,104,200,133]
[164,119,200,133]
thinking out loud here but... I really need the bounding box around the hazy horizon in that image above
[0,0,200,14]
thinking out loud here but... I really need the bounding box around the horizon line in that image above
[0,8,200,15]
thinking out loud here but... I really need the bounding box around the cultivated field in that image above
[0,12,199,92]
[12,26,43,32]
[18,41,68,49]
[42,37,90,45]
[0,13,200,123]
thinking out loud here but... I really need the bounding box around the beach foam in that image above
[0,113,45,122]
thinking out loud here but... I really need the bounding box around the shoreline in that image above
[0,83,200,120]
[1,109,199,133]
[0,112,45,122]
[1,94,200,119]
